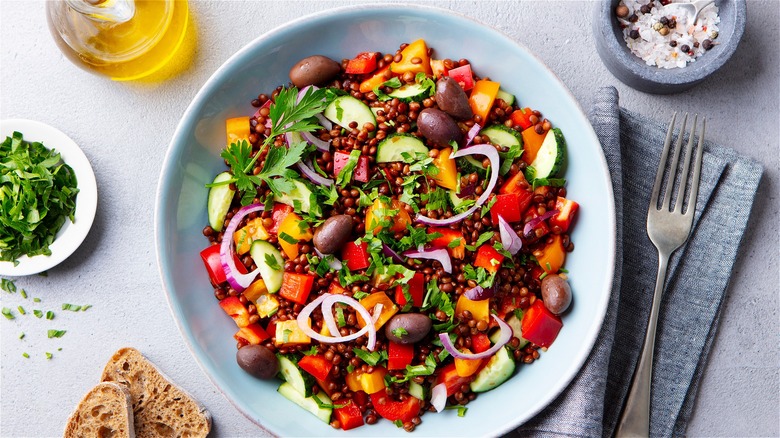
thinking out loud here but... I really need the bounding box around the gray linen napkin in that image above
[513,86,763,437]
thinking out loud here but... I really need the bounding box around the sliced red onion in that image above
[464,123,481,147]
[498,215,523,256]
[296,160,334,186]
[523,210,559,236]
[439,315,512,360]
[320,294,378,351]
[415,145,499,226]
[315,113,332,131]
[382,243,405,264]
[314,248,342,270]
[301,131,330,152]
[463,286,487,301]
[431,383,447,412]
[219,204,265,292]
[457,180,477,198]
[251,99,271,119]
[296,85,318,103]
[402,247,452,274]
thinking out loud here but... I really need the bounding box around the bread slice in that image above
[64,381,135,438]
[101,347,211,438]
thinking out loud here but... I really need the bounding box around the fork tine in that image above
[674,114,698,213]
[685,118,705,217]
[650,112,677,210]
[661,113,688,211]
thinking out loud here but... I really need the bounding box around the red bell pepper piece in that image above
[328,281,347,295]
[200,245,226,285]
[394,272,425,308]
[500,171,529,195]
[342,241,370,271]
[470,333,491,354]
[219,296,250,328]
[233,323,270,345]
[521,300,563,348]
[510,107,535,130]
[345,52,378,75]
[550,197,579,233]
[279,273,315,305]
[333,151,369,183]
[298,354,334,381]
[334,400,365,431]
[490,193,524,225]
[370,388,422,423]
[474,245,504,274]
[269,203,293,235]
[428,227,466,259]
[434,363,472,397]
[352,390,369,409]
[387,341,415,371]
[496,295,519,320]
[445,64,474,91]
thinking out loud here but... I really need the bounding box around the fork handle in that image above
[615,251,670,437]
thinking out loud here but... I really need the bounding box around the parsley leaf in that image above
[336,149,362,187]
[264,253,282,271]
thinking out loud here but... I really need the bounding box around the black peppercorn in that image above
[630,29,640,39]
[693,41,700,48]
[680,44,691,53]
[640,4,651,14]
[660,16,669,25]
[670,40,677,47]
[702,39,714,50]
[628,13,639,22]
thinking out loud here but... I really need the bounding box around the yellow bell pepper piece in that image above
[277,212,312,260]
[356,292,399,330]
[365,198,411,234]
[274,319,311,346]
[430,59,447,78]
[243,280,279,318]
[432,147,458,191]
[243,279,268,302]
[468,80,500,124]
[390,39,432,75]
[454,350,483,377]
[455,294,490,323]
[359,366,388,395]
[345,370,363,392]
[226,116,250,146]
[537,234,566,275]
[233,217,270,255]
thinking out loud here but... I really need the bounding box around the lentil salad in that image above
[200,39,580,432]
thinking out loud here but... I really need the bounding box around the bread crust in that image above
[100,347,212,438]
[64,381,135,438]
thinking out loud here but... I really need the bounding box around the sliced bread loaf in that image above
[64,381,135,438]
[101,347,212,438]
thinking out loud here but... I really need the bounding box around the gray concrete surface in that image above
[1,1,777,436]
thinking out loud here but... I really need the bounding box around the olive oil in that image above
[47,0,190,81]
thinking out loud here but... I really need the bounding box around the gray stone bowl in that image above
[593,0,746,94]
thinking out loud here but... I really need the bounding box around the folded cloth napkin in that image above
[514,86,763,437]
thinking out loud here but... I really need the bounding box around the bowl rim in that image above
[155,3,617,436]
[595,0,746,86]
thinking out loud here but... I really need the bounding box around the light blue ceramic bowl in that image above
[156,5,616,436]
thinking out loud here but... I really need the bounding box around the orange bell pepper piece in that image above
[233,217,270,255]
[454,349,483,377]
[521,127,547,165]
[279,272,315,305]
[359,65,392,94]
[468,80,500,123]
[365,198,411,234]
[537,234,566,274]
[455,294,490,323]
[276,212,312,260]
[345,370,363,392]
[432,147,458,191]
[359,366,388,394]
[356,292,399,330]
[390,39,432,75]
[226,116,250,146]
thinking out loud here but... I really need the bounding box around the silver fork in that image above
[615,113,706,437]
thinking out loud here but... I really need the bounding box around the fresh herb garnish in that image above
[45,352,53,360]
[0,132,79,264]
[335,306,346,327]
[391,327,408,338]
[2,307,14,320]
[22,352,29,358]
[45,311,55,320]
[336,149,362,187]
[264,253,282,271]
[465,231,495,251]
[353,348,387,366]
[1,278,17,293]
[33,309,43,318]
[47,329,66,338]
[17,306,25,315]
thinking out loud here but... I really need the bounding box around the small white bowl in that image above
[0,119,98,276]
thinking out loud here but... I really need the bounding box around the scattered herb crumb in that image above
[22,352,29,358]
[45,311,55,320]
[45,352,53,360]
[33,297,41,303]
[62,303,91,312]
[82,304,92,311]
[58,347,62,351]
[33,309,43,318]
[20,289,27,299]
[17,305,26,315]
[1,278,17,293]
[47,329,66,339]
[2,307,14,320]
[19,332,25,339]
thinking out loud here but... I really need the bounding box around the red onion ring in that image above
[219,203,265,292]
[320,294,378,351]
[301,131,330,152]
[431,383,447,412]
[382,243,405,264]
[296,160,334,186]
[296,294,378,351]
[315,114,332,131]
[464,123,481,147]
[523,210,559,236]
[314,248,343,270]
[415,144,499,226]
[498,215,523,255]
[439,314,512,360]
[402,247,452,274]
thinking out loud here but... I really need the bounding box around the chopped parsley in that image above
[2,307,14,320]
[391,327,408,338]
[1,278,17,293]
[336,149,362,187]
[47,329,66,339]
[353,348,387,366]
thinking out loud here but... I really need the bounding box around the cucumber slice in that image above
[277,354,316,397]
[408,381,426,401]
[324,95,376,132]
[489,314,529,349]
[376,133,428,163]
[249,240,284,293]
[481,124,523,149]
[529,128,566,180]
[207,172,235,232]
[496,89,515,106]
[462,156,486,171]
[388,83,431,102]
[277,382,332,424]
[449,190,474,211]
[469,346,515,393]
[274,179,314,213]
